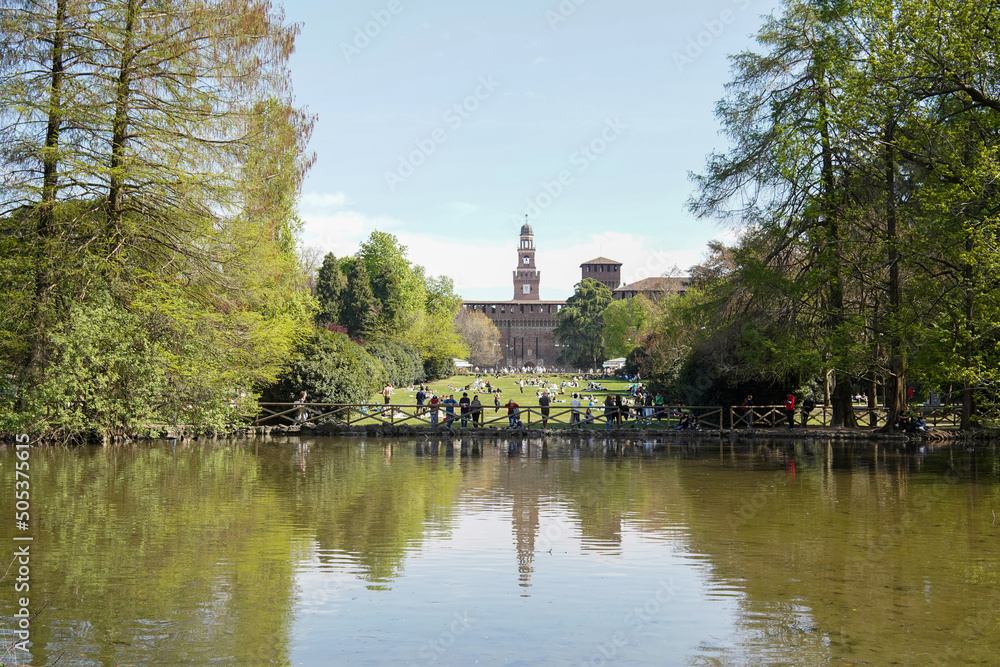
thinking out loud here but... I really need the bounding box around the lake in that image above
[1,435,998,665]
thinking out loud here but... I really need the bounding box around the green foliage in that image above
[555,278,613,370]
[340,259,379,339]
[263,330,384,406]
[0,1,315,439]
[422,357,457,382]
[602,296,655,359]
[24,294,167,441]
[315,252,346,324]
[366,340,423,387]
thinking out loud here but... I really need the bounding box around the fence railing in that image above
[256,403,725,430]
[259,402,977,431]
[728,404,966,429]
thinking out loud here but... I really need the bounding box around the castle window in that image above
[523,285,531,294]
[491,305,496,314]
[523,256,529,264]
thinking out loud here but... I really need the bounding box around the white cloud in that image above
[300,209,723,301]
[448,201,481,217]
[300,191,348,216]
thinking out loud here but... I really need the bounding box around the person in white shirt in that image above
[570,393,581,427]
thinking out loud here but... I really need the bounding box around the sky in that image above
[281,0,781,301]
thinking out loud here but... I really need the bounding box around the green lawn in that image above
[359,374,688,429]
[371,373,634,407]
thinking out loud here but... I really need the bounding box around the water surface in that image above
[1,436,997,665]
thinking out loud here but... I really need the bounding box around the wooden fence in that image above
[728,404,966,428]
[258,402,977,430]
[256,402,726,430]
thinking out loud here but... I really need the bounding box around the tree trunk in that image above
[883,117,906,430]
[107,0,137,249]
[28,0,68,383]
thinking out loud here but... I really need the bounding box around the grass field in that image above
[360,373,692,430]
[371,374,635,407]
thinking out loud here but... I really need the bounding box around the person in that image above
[604,394,615,430]
[382,382,393,414]
[506,399,520,428]
[570,393,581,427]
[741,394,754,428]
[494,391,501,413]
[784,393,796,429]
[471,395,482,427]
[644,392,654,424]
[539,390,551,428]
[675,412,691,430]
[429,393,440,427]
[415,385,426,415]
[459,392,471,428]
[654,393,665,422]
[293,390,308,425]
[519,379,524,393]
[801,396,816,427]
[443,394,457,428]
[614,394,624,427]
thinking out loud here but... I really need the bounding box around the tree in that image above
[0,0,316,438]
[262,330,384,406]
[315,253,346,325]
[454,309,502,368]
[340,259,379,339]
[602,296,655,359]
[555,278,613,370]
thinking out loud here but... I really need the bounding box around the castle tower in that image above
[513,219,540,301]
[580,256,623,292]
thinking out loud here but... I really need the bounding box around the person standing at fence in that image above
[801,396,816,427]
[604,394,615,430]
[471,395,482,427]
[429,393,440,427]
[443,394,457,428]
[382,383,393,416]
[784,393,796,429]
[459,392,471,428]
[570,393,581,427]
[539,390,551,428]
[294,390,308,425]
[415,385,426,415]
[741,395,754,428]
[614,394,624,427]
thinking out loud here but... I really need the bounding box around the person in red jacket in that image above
[506,399,520,428]
[784,393,796,430]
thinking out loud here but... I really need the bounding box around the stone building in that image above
[612,276,689,301]
[462,222,565,369]
[579,257,623,292]
[460,224,688,369]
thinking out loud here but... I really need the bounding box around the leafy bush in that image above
[263,329,385,405]
[422,356,456,382]
[365,340,422,387]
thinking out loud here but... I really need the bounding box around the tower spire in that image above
[513,220,540,300]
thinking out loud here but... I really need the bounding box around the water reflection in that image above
[0,437,997,665]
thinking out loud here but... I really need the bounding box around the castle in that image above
[461,223,688,369]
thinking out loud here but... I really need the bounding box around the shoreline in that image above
[141,423,995,444]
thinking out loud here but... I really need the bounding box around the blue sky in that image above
[282,0,780,300]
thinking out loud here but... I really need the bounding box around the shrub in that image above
[263,329,384,405]
[365,340,422,387]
